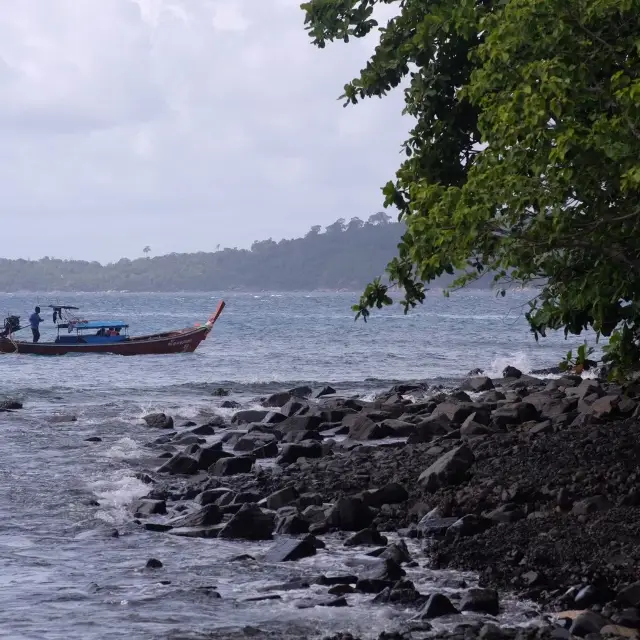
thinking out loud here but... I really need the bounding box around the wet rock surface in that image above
[129,372,640,639]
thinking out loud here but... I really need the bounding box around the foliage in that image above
[0,217,485,293]
[559,343,596,375]
[301,0,640,375]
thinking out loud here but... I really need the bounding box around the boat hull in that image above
[0,326,211,356]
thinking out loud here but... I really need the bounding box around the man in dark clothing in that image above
[29,306,43,343]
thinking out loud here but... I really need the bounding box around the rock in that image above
[612,609,640,629]
[418,593,459,619]
[146,558,163,569]
[461,415,495,438]
[280,398,310,417]
[195,444,233,470]
[132,499,167,516]
[313,385,336,398]
[157,452,199,475]
[85,436,102,442]
[210,455,255,476]
[252,441,279,458]
[218,504,275,541]
[143,413,174,429]
[356,559,406,593]
[570,610,609,637]
[460,588,499,616]
[418,512,459,537]
[282,430,322,443]
[418,444,475,491]
[261,411,288,425]
[231,409,271,424]
[0,398,23,410]
[187,423,218,436]
[431,402,478,424]
[220,400,241,409]
[344,528,388,547]
[266,486,299,511]
[277,442,323,464]
[407,414,453,443]
[446,514,493,538]
[49,414,77,423]
[618,583,640,608]
[263,392,294,408]
[264,535,318,562]
[196,488,232,506]
[359,483,408,507]
[461,376,494,393]
[485,503,525,524]
[326,497,374,532]
[233,433,277,453]
[279,415,324,432]
[571,495,612,515]
[491,402,539,427]
[347,415,394,440]
[289,385,313,398]
[168,504,223,528]
[503,366,523,378]
[380,540,412,565]
[275,513,310,535]
[574,585,614,608]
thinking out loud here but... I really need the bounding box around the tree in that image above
[301,0,640,377]
[143,246,151,258]
[325,218,346,234]
[347,217,364,231]
[367,212,391,226]
[306,225,322,236]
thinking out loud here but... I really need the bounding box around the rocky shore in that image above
[50,368,640,639]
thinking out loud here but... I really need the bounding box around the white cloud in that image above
[0,0,410,261]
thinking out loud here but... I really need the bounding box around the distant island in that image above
[0,214,491,292]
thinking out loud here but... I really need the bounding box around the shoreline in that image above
[5,366,637,639]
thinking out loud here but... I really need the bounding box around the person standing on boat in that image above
[29,306,44,343]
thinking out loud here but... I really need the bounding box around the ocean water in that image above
[0,290,591,639]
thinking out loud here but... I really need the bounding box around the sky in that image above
[0,0,410,263]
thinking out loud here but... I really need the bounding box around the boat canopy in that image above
[70,320,129,330]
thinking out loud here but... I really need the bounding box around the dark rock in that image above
[232,490,262,505]
[460,588,499,616]
[168,504,223,528]
[143,413,174,429]
[571,495,612,515]
[264,535,318,562]
[380,540,412,565]
[282,429,322,443]
[289,385,313,398]
[157,452,199,475]
[266,486,298,511]
[263,392,294,408]
[313,386,336,399]
[220,400,241,409]
[279,415,324,432]
[418,593,459,619]
[275,513,310,535]
[461,376,494,393]
[418,444,475,491]
[132,499,167,516]
[344,528,388,547]
[261,411,288,425]
[347,414,394,440]
[280,398,310,417]
[407,414,452,443]
[574,585,614,608]
[196,488,232,506]
[446,514,493,538]
[231,410,269,424]
[326,497,374,532]
[195,444,233,469]
[328,584,356,596]
[617,582,640,607]
[218,504,275,540]
[85,436,102,442]
[233,433,276,453]
[612,608,640,629]
[418,511,459,537]
[210,455,255,476]
[485,504,525,524]
[146,558,163,569]
[569,611,609,637]
[356,558,406,594]
[431,402,479,424]
[188,423,218,436]
[252,441,279,458]
[359,483,408,508]
[143,522,173,532]
[278,442,323,465]
[503,366,523,378]
[315,574,358,586]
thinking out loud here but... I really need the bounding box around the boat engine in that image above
[1,315,21,337]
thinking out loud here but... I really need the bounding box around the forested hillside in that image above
[0,215,488,292]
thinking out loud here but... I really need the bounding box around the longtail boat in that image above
[0,301,225,356]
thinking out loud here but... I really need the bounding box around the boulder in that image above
[460,588,499,616]
[407,414,453,443]
[326,497,374,531]
[280,398,310,417]
[359,483,408,508]
[218,504,275,540]
[232,409,271,424]
[418,593,459,619]
[344,527,387,547]
[570,611,609,637]
[252,441,279,458]
[157,452,199,475]
[277,441,323,465]
[356,558,406,593]
[264,535,317,562]
[132,499,167,516]
[571,495,612,515]
[187,422,218,436]
[143,413,174,429]
[275,513,310,535]
[279,415,323,432]
[491,402,539,427]
[503,366,522,378]
[282,430,322,443]
[266,486,299,511]
[289,385,313,398]
[313,385,336,398]
[418,444,475,491]
[233,433,276,453]
[210,455,255,476]
[348,415,394,440]
[195,444,233,470]
[195,488,233,506]
[168,504,223,528]
[381,419,415,437]
[263,392,294,408]
[431,402,479,424]
[618,582,640,608]
[461,376,494,393]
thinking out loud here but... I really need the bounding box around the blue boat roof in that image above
[70,320,129,330]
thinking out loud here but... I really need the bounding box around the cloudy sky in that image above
[0,0,410,262]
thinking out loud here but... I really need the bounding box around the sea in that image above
[0,290,595,640]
